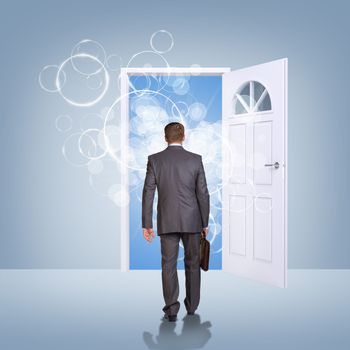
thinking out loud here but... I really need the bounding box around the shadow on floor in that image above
[143,313,212,349]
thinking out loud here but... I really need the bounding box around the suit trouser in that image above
[159,232,201,316]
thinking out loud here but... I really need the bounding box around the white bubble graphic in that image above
[88,161,121,197]
[106,54,122,71]
[62,132,91,167]
[126,50,171,93]
[190,64,202,76]
[78,128,107,161]
[55,114,72,132]
[71,39,107,76]
[39,65,66,92]
[150,30,174,54]
[108,184,130,207]
[55,53,109,107]
[171,101,189,118]
[172,78,190,95]
[188,102,207,121]
[97,125,121,153]
[42,32,223,256]
[128,74,152,92]
[88,159,104,175]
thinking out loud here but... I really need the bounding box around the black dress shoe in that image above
[164,314,177,322]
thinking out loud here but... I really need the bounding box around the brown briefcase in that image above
[200,234,210,271]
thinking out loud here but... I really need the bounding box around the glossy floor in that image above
[0,269,349,350]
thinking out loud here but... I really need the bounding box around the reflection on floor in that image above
[0,269,349,350]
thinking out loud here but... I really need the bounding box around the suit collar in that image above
[166,145,184,150]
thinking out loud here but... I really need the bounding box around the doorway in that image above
[120,61,288,288]
[120,68,230,270]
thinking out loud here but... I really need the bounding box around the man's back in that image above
[142,145,210,235]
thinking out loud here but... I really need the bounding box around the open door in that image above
[222,58,288,288]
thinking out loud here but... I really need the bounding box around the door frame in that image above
[120,67,231,272]
[283,58,289,287]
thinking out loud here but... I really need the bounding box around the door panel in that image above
[222,58,288,288]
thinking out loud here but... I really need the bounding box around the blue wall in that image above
[0,0,349,268]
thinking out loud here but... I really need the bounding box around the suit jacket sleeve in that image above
[142,156,157,229]
[195,156,210,228]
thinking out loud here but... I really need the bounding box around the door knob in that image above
[264,162,280,169]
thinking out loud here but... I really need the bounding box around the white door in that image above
[222,58,288,288]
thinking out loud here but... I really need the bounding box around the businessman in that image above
[142,122,210,322]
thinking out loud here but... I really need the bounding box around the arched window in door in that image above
[233,80,271,115]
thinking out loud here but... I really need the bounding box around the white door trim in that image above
[120,67,231,272]
[284,58,288,288]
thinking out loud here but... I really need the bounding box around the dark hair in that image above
[164,122,185,143]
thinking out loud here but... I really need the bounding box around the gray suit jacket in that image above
[142,145,210,235]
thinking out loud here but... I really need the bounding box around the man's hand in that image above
[201,227,209,238]
[143,228,155,243]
